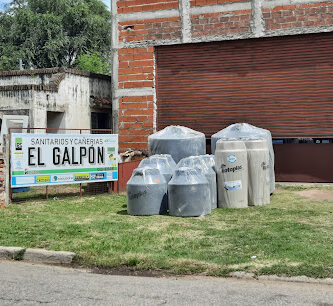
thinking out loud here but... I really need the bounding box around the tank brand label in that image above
[227,154,237,164]
[224,180,242,191]
[128,190,147,200]
[261,162,269,170]
[221,164,243,173]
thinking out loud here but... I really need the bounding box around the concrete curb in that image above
[0,246,25,260]
[229,271,333,285]
[0,246,75,264]
[23,248,76,264]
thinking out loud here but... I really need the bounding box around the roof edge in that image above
[0,67,111,80]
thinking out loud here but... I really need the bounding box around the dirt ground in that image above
[296,189,333,201]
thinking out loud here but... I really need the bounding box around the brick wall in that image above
[118,0,179,14]
[190,0,245,6]
[119,17,181,43]
[113,0,333,152]
[263,2,333,31]
[191,10,252,37]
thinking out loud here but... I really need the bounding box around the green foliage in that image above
[77,51,110,74]
[0,0,111,71]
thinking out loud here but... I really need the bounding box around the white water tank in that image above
[211,123,275,194]
[168,167,211,217]
[127,167,167,216]
[215,139,248,208]
[148,126,206,163]
[244,138,270,206]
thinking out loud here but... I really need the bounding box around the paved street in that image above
[0,261,332,305]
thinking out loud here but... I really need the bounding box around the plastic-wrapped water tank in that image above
[168,167,211,217]
[211,123,275,194]
[200,154,216,172]
[127,167,167,216]
[139,154,176,182]
[148,126,206,163]
[215,139,248,208]
[177,156,217,209]
[244,138,270,206]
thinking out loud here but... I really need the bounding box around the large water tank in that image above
[244,138,270,206]
[177,156,217,209]
[211,123,275,194]
[138,154,176,182]
[168,167,211,217]
[215,139,248,208]
[148,126,206,163]
[127,167,167,216]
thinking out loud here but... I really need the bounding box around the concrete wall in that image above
[112,0,333,151]
[0,68,112,131]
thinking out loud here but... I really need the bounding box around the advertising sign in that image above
[10,133,118,187]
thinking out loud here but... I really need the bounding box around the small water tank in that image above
[215,139,248,208]
[148,126,206,163]
[168,167,211,217]
[211,123,275,194]
[127,167,167,216]
[244,138,270,206]
[200,154,216,172]
[177,156,217,209]
[139,154,176,182]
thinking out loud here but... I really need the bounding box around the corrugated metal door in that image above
[156,33,333,138]
[155,33,333,182]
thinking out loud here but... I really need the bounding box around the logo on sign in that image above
[15,138,22,151]
[51,175,73,183]
[75,173,89,181]
[36,176,50,183]
[90,173,105,180]
[227,154,237,164]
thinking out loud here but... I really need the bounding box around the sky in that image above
[0,0,110,11]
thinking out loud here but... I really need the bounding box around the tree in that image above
[77,51,110,74]
[0,0,111,72]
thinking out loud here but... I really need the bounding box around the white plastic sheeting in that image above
[211,123,275,194]
[138,154,176,182]
[127,167,168,216]
[168,167,211,217]
[244,138,270,206]
[148,126,206,163]
[200,154,216,172]
[215,139,248,208]
[176,156,217,209]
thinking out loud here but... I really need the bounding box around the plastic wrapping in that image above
[211,123,275,194]
[168,167,211,217]
[200,154,216,172]
[139,154,176,182]
[177,156,217,209]
[244,138,270,206]
[127,167,168,216]
[215,139,248,208]
[148,126,206,163]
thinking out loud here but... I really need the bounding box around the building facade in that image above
[112,0,333,182]
[0,68,112,205]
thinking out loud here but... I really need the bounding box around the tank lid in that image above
[243,138,268,150]
[148,125,205,140]
[169,166,207,185]
[215,139,246,151]
[128,166,166,185]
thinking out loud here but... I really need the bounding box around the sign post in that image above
[10,133,118,188]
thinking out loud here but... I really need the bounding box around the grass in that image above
[0,187,332,278]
